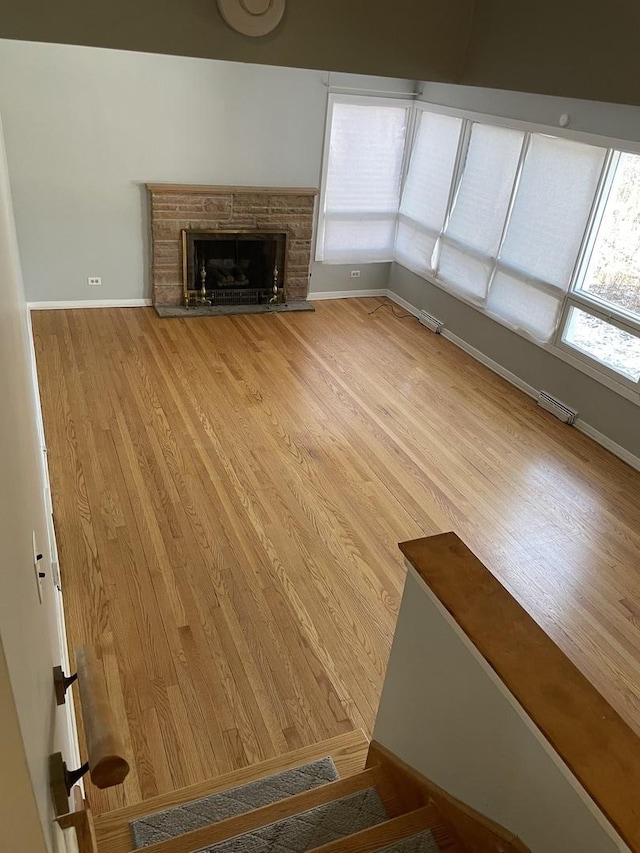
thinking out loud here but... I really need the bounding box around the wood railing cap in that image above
[399,532,640,851]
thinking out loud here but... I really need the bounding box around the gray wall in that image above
[0,113,69,851]
[0,41,409,303]
[310,263,391,296]
[4,0,640,107]
[389,264,640,458]
[0,0,473,84]
[463,0,640,107]
[420,81,640,143]
[0,40,328,302]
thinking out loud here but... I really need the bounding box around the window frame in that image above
[318,94,640,404]
[315,93,414,264]
[398,102,640,404]
[564,149,640,332]
[556,298,640,389]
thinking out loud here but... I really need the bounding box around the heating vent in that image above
[537,391,578,424]
[419,310,444,334]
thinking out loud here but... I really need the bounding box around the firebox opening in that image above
[182,230,287,308]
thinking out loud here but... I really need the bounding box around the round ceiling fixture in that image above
[217,0,286,37]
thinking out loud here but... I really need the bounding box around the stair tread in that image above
[102,767,381,853]
[305,805,462,853]
[130,757,339,849]
[95,730,368,853]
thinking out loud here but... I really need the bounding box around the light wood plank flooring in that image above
[33,298,640,814]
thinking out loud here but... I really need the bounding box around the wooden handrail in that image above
[399,532,640,852]
[76,646,129,789]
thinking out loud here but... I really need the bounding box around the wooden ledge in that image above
[145,183,318,196]
[399,532,640,851]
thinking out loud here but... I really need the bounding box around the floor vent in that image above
[537,391,578,424]
[419,310,444,334]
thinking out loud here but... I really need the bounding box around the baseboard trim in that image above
[307,289,387,301]
[574,421,640,472]
[386,289,640,473]
[441,329,538,400]
[385,290,420,318]
[28,298,152,310]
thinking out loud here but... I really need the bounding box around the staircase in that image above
[83,731,464,853]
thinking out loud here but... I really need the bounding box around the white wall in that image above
[374,567,628,852]
[0,112,72,850]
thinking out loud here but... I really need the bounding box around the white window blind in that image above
[437,123,524,301]
[488,135,606,340]
[395,111,462,275]
[317,99,408,263]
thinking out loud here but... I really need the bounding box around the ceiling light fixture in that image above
[217,0,286,37]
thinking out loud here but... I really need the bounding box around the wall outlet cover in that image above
[350,270,361,278]
[87,277,102,286]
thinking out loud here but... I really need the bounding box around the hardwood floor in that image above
[33,298,640,814]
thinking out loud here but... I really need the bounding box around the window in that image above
[558,149,640,387]
[318,96,640,396]
[396,115,605,344]
[490,135,605,341]
[395,110,462,276]
[575,152,640,320]
[561,305,640,383]
[316,96,409,264]
[437,123,524,302]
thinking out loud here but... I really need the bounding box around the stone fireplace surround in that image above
[147,184,317,308]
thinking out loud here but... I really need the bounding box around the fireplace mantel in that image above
[147,183,319,196]
[147,183,318,308]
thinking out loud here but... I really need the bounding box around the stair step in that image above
[302,806,452,853]
[305,805,462,853]
[95,730,369,853]
[121,768,383,853]
[130,757,339,849]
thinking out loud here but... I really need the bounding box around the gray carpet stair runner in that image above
[130,758,339,848]
[375,831,439,853]
[130,756,440,853]
[179,787,388,853]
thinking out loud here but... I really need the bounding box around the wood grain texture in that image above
[32,298,640,816]
[367,740,529,853]
[57,794,99,853]
[76,645,130,789]
[114,769,381,853]
[93,730,368,853]
[305,805,461,853]
[400,534,640,851]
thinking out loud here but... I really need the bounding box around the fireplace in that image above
[183,230,287,307]
[146,184,318,309]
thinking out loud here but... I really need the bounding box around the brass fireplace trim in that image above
[181,228,289,307]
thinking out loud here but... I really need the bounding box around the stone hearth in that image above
[147,184,317,307]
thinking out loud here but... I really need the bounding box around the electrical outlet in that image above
[350,270,361,278]
[87,277,102,286]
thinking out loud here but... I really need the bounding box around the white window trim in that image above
[404,102,640,405]
[555,299,640,388]
[315,93,412,264]
[317,93,640,405]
